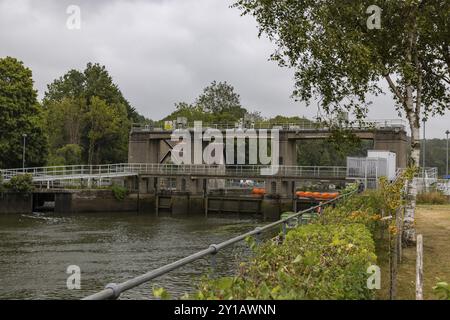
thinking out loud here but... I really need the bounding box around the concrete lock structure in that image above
[124,121,408,220]
[0,121,408,219]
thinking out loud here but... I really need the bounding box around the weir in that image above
[0,119,410,219]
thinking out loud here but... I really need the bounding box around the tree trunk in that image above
[403,115,420,245]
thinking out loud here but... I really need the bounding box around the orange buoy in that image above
[252,188,265,195]
[312,192,321,198]
[303,191,313,197]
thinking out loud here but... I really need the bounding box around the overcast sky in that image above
[0,0,448,138]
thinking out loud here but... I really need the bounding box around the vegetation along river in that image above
[0,212,261,299]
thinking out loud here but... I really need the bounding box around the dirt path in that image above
[396,204,450,299]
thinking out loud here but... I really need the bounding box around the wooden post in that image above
[396,207,403,264]
[416,234,424,300]
[389,224,398,300]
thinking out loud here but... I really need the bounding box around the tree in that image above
[196,81,247,119]
[234,0,449,244]
[0,56,48,168]
[56,144,83,166]
[421,138,450,178]
[45,97,85,150]
[84,97,129,165]
[164,81,248,124]
[45,63,143,122]
[44,63,138,164]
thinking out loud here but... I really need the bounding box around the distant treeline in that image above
[420,139,450,177]
[0,56,448,175]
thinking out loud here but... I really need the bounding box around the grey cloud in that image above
[0,0,448,138]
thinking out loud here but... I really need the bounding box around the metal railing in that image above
[82,190,357,300]
[416,167,438,180]
[132,119,406,132]
[1,163,348,182]
[0,164,137,182]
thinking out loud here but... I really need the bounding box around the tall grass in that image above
[417,191,448,205]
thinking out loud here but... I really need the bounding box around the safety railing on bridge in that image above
[0,164,137,182]
[131,119,406,132]
[82,190,357,300]
[1,164,348,182]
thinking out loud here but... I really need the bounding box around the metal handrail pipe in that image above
[83,190,355,300]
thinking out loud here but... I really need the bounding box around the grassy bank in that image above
[376,204,450,299]
[397,205,450,299]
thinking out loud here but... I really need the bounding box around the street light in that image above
[422,118,426,191]
[446,130,450,177]
[22,133,27,170]
[422,118,426,170]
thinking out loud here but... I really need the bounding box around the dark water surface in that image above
[0,212,262,300]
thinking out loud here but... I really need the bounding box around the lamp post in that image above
[446,130,450,177]
[422,119,426,170]
[22,133,27,171]
[422,119,426,191]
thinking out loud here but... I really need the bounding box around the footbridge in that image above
[1,163,348,183]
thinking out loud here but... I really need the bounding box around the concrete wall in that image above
[129,128,409,170]
[0,192,32,214]
[54,190,151,214]
[373,131,409,168]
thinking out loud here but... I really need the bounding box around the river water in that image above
[0,212,262,300]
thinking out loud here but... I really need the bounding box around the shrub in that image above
[433,282,450,300]
[110,184,128,201]
[417,191,448,205]
[4,174,34,192]
[196,223,376,300]
[318,191,383,234]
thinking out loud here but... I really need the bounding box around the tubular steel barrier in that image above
[82,190,357,300]
[1,163,348,183]
[131,119,406,132]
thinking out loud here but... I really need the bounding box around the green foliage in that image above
[433,281,450,300]
[45,97,84,148]
[318,191,383,235]
[233,0,449,166]
[421,139,450,178]
[234,0,449,116]
[163,81,248,124]
[44,63,143,122]
[417,191,448,205]
[152,286,171,300]
[47,144,83,166]
[4,174,34,192]
[0,56,49,168]
[342,183,359,195]
[85,97,129,165]
[196,223,376,300]
[110,184,128,201]
[298,139,373,166]
[196,80,246,117]
[43,63,138,165]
